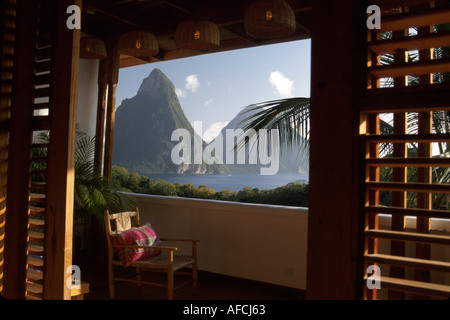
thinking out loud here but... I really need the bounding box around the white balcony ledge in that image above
[126,192,309,290]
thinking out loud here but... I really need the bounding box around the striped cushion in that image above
[111,223,161,267]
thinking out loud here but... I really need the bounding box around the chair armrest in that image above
[112,244,178,251]
[160,239,199,260]
[160,238,200,243]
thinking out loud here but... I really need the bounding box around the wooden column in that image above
[388,27,409,301]
[364,29,381,300]
[306,0,367,299]
[0,0,11,296]
[103,40,119,182]
[3,0,39,300]
[94,58,108,174]
[414,8,434,295]
[43,0,81,300]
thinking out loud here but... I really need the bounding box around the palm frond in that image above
[236,97,310,154]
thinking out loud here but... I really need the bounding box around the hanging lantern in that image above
[118,31,159,57]
[80,37,107,59]
[244,0,296,39]
[175,20,220,51]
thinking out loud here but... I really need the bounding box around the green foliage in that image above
[111,165,309,207]
[33,127,135,224]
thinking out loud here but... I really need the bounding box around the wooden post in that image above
[306,0,367,299]
[414,5,434,296]
[3,0,39,300]
[43,0,81,300]
[103,39,120,182]
[388,27,409,301]
[364,29,381,300]
[0,0,11,296]
[94,58,108,174]
[167,250,174,300]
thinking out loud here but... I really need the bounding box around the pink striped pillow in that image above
[111,223,161,267]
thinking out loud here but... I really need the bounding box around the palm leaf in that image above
[236,98,310,165]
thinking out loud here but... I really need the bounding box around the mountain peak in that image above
[137,68,175,97]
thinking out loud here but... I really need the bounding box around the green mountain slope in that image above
[112,68,229,174]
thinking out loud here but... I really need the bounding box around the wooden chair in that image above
[104,208,198,300]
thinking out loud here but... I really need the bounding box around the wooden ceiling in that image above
[80,0,312,68]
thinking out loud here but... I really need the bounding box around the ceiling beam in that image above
[162,0,193,15]
[220,25,260,45]
[83,1,138,27]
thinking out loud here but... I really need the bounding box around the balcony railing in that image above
[122,193,450,299]
[128,193,309,290]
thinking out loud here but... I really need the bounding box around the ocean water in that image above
[140,172,309,192]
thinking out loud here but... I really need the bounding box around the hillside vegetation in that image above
[111,165,309,207]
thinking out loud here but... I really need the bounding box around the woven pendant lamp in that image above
[245,0,296,39]
[80,37,107,59]
[118,31,159,57]
[175,20,220,51]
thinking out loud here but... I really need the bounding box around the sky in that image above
[116,39,311,143]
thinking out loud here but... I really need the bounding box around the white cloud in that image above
[175,88,186,98]
[269,71,294,98]
[185,74,200,93]
[204,98,213,107]
[203,121,229,143]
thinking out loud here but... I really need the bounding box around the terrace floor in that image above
[80,262,305,301]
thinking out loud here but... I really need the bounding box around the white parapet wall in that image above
[377,215,450,288]
[130,193,309,290]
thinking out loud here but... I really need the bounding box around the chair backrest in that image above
[104,208,140,235]
[104,208,141,261]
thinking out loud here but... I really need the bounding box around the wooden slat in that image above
[28,231,44,241]
[365,205,450,219]
[365,229,450,245]
[362,83,450,112]
[366,157,450,167]
[364,133,450,143]
[366,181,450,193]
[3,0,40,299]
[376,276,450,298]
[29,218,44,227]
[30,193,45,201]
[36,47,52,61]
[31,169,47,176]
[27,269,44,282]
[369,30,450,55]
[365,253,450,272]
[70,281,89,298]
[29,206,45,215]
[31,144,49,149]
[31,156,47,163]
[26,282,43,294]
[27,256,44,268]
[33,102,50,110]
[28,243,44,254]
[31,181,46,189]
[37,33,52,49]
[32,115,51,131]
[33,87,50,98]
[369,58,450,79]
[380,7,450,32]
[25,293,43,300]
[36,59,51,73]
[27,269,44,284]
[35,73,50,86]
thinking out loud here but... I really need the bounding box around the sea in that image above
[140,172,309,192]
